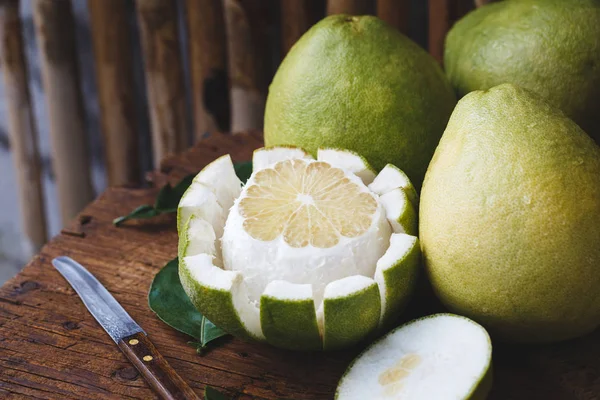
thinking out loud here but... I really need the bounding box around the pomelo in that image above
[264,15,456,188]
[177,147,421,350]
[445,0,600,143]
[420,84,600,343]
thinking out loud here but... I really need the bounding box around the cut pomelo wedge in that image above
[336,314,493,400]
[317,148,377,185]
[369,163,419,207]
[178,215,217,260]
[178,146,423,351]
[379,188,418,235]
[177,182,224,236]
[252,146,312,170]
[375,233,421,328]
[191,154,242,212]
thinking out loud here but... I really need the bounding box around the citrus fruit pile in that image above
[178,147,420,351]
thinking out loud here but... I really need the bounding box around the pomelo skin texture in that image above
[264,15,456,189]
[420,84,600,343]
[444,0,600,143]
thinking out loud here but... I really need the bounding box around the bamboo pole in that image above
[185,0,230,140]
[135,0,189,166]
[0,0,47,252]
[280,0,315,54]
[32,0,94,226]
[326,0,372,15]
[223,0,270,132]
[377,0,410,35]
[429,0,474,62]
[428,0,454,63]
[88,0,140,186]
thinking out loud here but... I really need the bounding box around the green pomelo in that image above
[420,84,600,343]
[264,14,456,188]
[445,0,600,143]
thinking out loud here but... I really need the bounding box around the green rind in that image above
[379,237,421,329]
[397,193,418,236]
[179,257,254,341]
[323,281,381,351]
[467,364,493,400]
[260,294,322,351]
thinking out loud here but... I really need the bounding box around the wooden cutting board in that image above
[0,131,598,399]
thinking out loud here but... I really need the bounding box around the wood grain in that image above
[428,0,474,63]
[1,132,599,399]
[88,0,140,186]
[32,0,94,225]
[0,0,47,252]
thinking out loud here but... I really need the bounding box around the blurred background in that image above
[0,0,480,283]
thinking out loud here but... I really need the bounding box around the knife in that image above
[52,256,200,400]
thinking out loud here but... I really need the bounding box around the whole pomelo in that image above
[420,83,600,343]
[444,0,600,143]
[264,15,456,188]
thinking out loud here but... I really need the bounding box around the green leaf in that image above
[113,205,159,226]
[204,386,231,400]
[154,174,195,213]
[114,162,251,225]
[148,258,229,350]
[234,161,253,184]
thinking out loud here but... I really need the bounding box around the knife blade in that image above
[52,256,200,400]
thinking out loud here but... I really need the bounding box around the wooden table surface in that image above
[1,131,599,399]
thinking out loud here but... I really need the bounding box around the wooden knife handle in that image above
[118,332,200,400]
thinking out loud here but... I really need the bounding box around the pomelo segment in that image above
[321,275,381,350]
[369,164,419,207]
[177,182,224,237]
[375,234,421,328]
[336,314,492,400]
[260,280,322,351]
[178,215,217,260]
[252,146,313,170]
[379,188,417,235]
[192,154,242,212]
[179,254,263,341]
[317,148,377,185]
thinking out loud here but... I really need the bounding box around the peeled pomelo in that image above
[336,314,492,400]
[420,84,600,342]
[177,147,422,350]
[264,14,456,188]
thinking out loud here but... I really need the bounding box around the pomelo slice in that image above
[336,314,492,400]
[177,182,224,236]
[180,253,263,341]
[375,233,421,327]
[252,146,313,170]
[369,163,419,207]
[379,188,418,235]
[178,215,217,260]
[260,280,322,351]
[321,275,381,350]
[192,154,242,212]
[317,148,377,185]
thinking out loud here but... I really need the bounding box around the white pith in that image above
[336,315,492,400]
[179,147,421,346]
[379,187,413,234]
[369,163,419,206]
[317,148,377,185]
